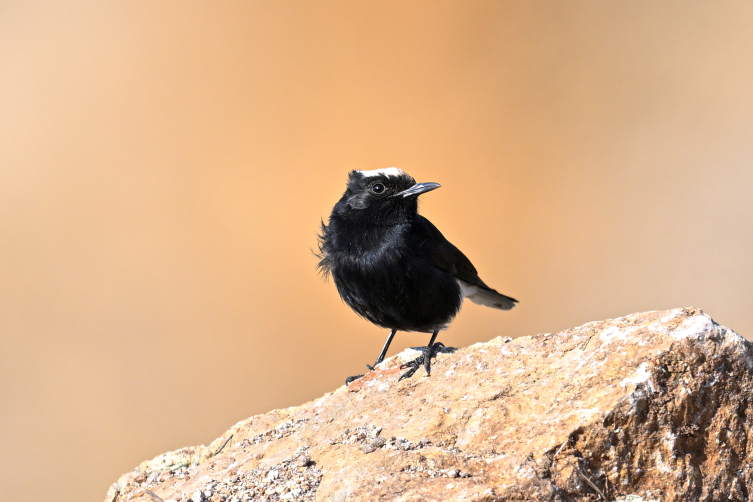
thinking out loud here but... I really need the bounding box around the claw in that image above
[398,363,419,381]
[345,374,364,386]
[400,358,422,370]
[399,342,445,381]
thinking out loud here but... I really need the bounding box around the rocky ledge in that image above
[106,308,752,502]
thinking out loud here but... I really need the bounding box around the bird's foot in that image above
[346,360,382,386]
[399,342,445,381]
[345,374,364,386]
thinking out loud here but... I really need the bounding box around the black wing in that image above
[407,216,486,287]
[407,216,518,310]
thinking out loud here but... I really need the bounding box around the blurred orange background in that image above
[2,1,753,500]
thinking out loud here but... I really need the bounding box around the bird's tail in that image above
[466,286,518,311]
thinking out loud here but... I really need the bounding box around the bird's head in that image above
[334,168,441,224]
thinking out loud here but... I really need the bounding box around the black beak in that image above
[395,182,441,198]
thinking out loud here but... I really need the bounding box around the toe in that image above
[398,366,417,381]
[421,342,445,377]
[400,356,423,370]
[345,374,364,386]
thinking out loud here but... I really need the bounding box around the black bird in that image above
[317,168,517,385]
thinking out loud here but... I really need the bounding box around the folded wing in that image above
[407,216,518,311]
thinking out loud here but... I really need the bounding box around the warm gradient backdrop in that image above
[2,2,753,500]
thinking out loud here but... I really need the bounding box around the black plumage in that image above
[318,168,517,384]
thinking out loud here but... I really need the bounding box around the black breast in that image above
[323,221,463,332]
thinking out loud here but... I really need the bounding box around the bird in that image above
[317,168,517,385]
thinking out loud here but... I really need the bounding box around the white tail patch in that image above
[357,167,405,178]
[458,280,516,310]
[458,280,479,299]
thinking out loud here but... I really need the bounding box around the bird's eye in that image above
[372,183,385,194]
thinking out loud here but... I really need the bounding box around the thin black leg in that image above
[427,330,438,347]
[367,329,397,370]
[346,329,398,386]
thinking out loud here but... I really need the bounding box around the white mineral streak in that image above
[621,362,652,388]
[670,313,713,340]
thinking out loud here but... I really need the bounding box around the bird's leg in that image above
[367,329,397,370]
[345,329,397,386]
[399,330,444,381]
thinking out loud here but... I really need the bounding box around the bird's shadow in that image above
[406,346,459,354]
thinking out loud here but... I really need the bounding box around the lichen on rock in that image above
[106,308,753,502]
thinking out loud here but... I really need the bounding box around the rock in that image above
[105,308,753,502]
[371,437,387,449]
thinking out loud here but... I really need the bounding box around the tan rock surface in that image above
[106,308,753,502]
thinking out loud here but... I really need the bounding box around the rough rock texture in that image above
[106,308,753,502]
